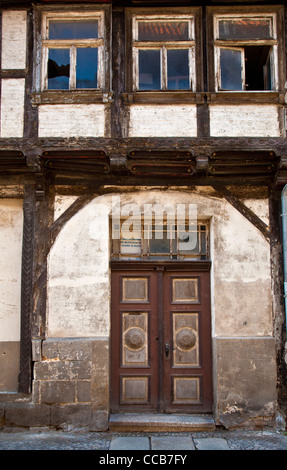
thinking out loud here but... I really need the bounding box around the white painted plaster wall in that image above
[0,79,25,138]
[211,199,272,337]
[47,189,272,339]
[1,10,27,70]
[0,199,23,342]
[38,104,105,137]
[128,105,197,137]
[210,104,280,137]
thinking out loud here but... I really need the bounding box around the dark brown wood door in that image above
[110,263,212,413]
[162,269,213,412]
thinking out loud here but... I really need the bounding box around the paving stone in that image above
[194,437,230,450]
[110,436,150,450]
[151,436,195,450]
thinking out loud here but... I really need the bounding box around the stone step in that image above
[109,413,215,432]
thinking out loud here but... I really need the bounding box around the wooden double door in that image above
[110,262,212,413]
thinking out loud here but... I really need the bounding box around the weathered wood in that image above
[268,185,287,410]
[0,136,285,156]
[49,192,98,247]
[31,181,53,340]
[18,184,35,394]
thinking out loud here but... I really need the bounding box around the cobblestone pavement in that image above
[0,429,287,451]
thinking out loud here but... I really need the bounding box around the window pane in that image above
[76,48,98,88]
[48,48,70,89]
[150,225,170,254]
[49,20,98,40]
[138,21,189,41]
[220,48,243,90]
[218,18,271,40]
[139,50,161,90]
[167,49,189,90]
[178,226,199,254]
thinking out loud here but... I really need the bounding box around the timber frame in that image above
[0,0,286,416]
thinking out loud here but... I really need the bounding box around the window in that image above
[41,12,105,90]
[213,13,278,91]
[131,14,196,91]
[111,218,209,261]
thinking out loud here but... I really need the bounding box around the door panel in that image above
[111,270,159,412]
[163,271,212,412]
[111,264,212,413]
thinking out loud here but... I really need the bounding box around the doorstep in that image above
[109,413,215,432]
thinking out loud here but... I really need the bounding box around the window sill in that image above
[31,90,114,105]
[207,91,285,104]
[123,91,285,105]
[122,91,205,105]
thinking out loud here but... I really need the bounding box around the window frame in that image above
[125,7,203,99]
[111,217,209,262]
[41,11,105,91]
[207,5,285,97]
[132,14,196,92]
[32,5,111,104]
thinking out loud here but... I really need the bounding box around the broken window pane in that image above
[139,49,161,90]
[138,21,189,41]
[76,48,98,88]
[48,48,70,89]
[218,18,272,40]
[220,48,243,90]
[167,49,190,89]
[49,20,98,40]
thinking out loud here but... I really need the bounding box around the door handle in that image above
[164,343,170,357]
[165,343,174,358]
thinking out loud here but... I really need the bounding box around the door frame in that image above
[110,260,213,414]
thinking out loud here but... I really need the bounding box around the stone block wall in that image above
[1,337,110,431]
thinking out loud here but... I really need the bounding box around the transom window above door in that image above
[41,12,105,90]
[131,13,197,91]
[111,218,209,261]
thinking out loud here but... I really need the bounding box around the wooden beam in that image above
[49,192,98,248]
[212,183,271,242]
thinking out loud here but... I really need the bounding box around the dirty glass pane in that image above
[167,49,189,89]
[149,224,170,254]
[220,48,243,90]
[120,221,142,258]
[139,50,161,90]
[138,21,189,41]
[76,48,98,88]
[48,48,70,89]
[49,20,98,40]
[263,49,273,90]
[178,225,199,254]
[218,18,271,40]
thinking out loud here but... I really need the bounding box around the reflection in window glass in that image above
[76,48,98,88]
[167,49,189,89]
[49,20,98,40]
[218,18,271,40]
[138,21,189,41]
[48,48,70,89]
[139,50,161,90]
[220,48,243,90]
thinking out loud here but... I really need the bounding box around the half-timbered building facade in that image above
[0,0,287,431]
